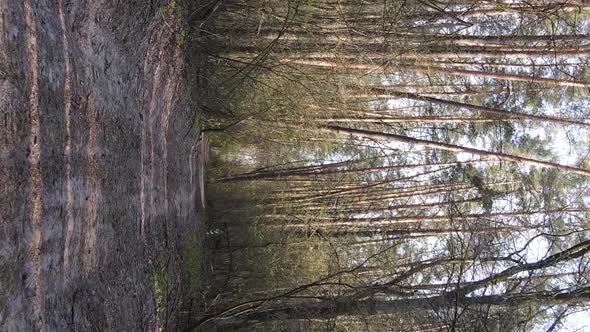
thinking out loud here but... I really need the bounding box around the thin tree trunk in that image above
[370,90,590,127]
[275,208,584,228]
[326,125,590,176]
[217,160,486,182]
[312,116,495,124]
[282,59,590,88]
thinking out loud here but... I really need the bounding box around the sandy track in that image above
[0,1,202,330]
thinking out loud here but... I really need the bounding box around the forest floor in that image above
[0,1,207,330]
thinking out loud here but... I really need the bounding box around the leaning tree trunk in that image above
[326,126,590,177]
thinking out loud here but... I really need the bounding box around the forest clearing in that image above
[2,0,590,331]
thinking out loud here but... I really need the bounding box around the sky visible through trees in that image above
[194,1,590,330]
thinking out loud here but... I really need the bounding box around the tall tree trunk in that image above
[217,160,486,182]
[283,59,590,88]
[366,90,590,127]
[209,287,590,326]
[326,126,590,176]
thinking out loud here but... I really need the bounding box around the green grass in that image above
[152,228,205,328]
[183,233,202,298]
[152,259,170,326]
[160,0,190,46]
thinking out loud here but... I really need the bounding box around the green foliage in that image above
[160,0,182,17]
[177,30,188,45]
[514,134,552,159]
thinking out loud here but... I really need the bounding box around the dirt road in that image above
[0,1,202,330]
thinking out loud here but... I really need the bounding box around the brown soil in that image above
[0,0,203,330]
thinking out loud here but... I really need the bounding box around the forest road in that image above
[0,1,203,330]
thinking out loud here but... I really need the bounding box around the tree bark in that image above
[368,90,590,128]
[283,59,590,88]
[326,125,590,177]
